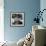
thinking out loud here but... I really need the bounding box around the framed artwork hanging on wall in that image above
[10,12,24,27]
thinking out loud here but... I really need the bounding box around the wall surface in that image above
[40,0,46,27]
[4,0,40,42]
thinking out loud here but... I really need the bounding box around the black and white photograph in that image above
[10,12,24,26]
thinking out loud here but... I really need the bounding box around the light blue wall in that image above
[40,0,46,27]
[4,0,40,42]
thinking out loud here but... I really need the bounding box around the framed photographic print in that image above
[10,12,24,27]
